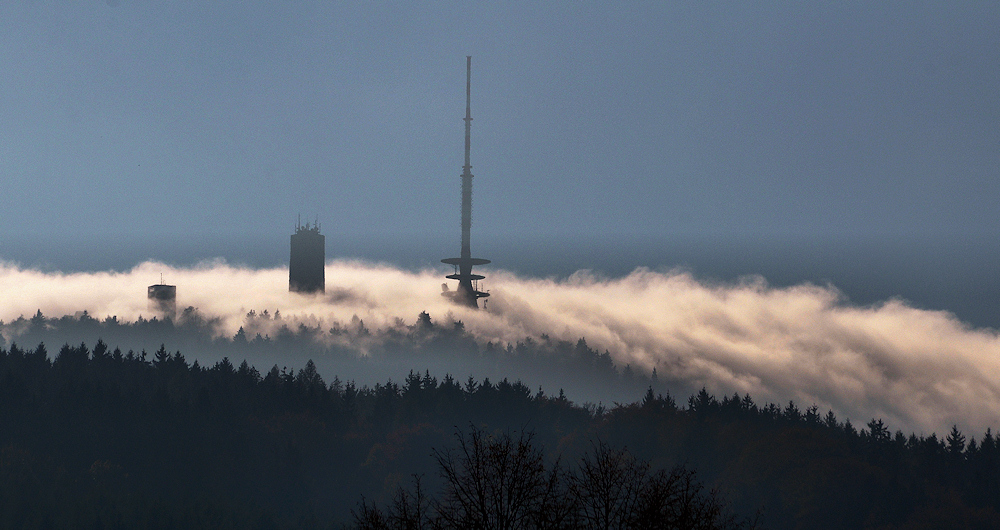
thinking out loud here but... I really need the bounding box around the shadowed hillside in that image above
[1,340,999,528]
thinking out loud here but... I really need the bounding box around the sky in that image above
[2,2,998,245]
[2,3,1000,433]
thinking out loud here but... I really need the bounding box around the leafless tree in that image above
[634,466,737,530]
[353,475,435,530]
[570,441,649,529]
[355,429,757,530]
[571,442,757,530]
[433,427,572,530]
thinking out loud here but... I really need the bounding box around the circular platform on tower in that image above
[442,257,491,266]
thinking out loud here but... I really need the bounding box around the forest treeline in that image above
[1,340,999,528]
[0,309,662,405]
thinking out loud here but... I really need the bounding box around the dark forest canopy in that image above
[1,341,999,528]
[0,308,666,407]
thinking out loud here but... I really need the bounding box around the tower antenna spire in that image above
[464,54,472,177]
[442,56,490,308]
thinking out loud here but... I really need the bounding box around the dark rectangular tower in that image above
[289,220,325,294]
[147,282,176,319]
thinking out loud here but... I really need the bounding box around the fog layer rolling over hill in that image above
[0,260,996,436]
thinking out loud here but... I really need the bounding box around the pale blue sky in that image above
[2,2,998,248]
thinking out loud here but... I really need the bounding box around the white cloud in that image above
[0,260,997,436]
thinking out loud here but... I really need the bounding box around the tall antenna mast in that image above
[462,55,472,259]
[442,56,490,308]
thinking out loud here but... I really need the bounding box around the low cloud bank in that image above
[0,260,997,436]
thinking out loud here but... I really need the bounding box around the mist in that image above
[0,259,997,437]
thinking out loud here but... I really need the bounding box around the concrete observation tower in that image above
[289,217,325,294]
[147,275,176,318]
[442,56,490,308]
